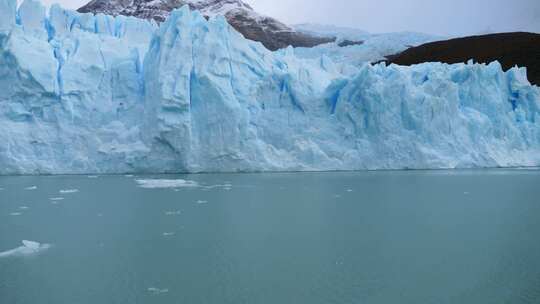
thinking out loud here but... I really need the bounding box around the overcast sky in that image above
[28,0,540,36]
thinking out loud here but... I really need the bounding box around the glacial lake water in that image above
[1,170,539,304]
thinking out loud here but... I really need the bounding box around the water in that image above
[1,170,540,304]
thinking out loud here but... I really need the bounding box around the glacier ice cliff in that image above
[0,0,539,175]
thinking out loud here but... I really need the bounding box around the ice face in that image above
[18,0,48,40]
[0,2,539,175]
[0,0,16,32]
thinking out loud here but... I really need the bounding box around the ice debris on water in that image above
[49,197,64,201]
[0,240,51,258]
[165,210,182,216]
[59,189,79,194]
[25,186,37,190]
[147,287,169,294]
[136,179,200,189]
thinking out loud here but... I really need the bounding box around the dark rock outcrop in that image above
[337,39,363,47]
[386,32,540,85]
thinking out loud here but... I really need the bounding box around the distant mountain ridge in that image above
[78,0,335,50]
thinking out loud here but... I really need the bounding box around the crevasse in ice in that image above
[0,0,539,174]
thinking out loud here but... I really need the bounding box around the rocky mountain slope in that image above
[78,0,334,50]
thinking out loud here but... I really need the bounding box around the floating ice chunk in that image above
[0,240,51,258]
[165,210,182,216]
[25,186,37,190]
[196,200,208,204]
[87,176,99,179]
[162,232,175,236]
[147,287,169,294]
[136,179,200,189]
[10,212,22,216]
[124,174,134,177]
[204,183,233,190]
[19,206,29,210]
[22,240,39,250]
[346,189,353,192]
[49,197,64,201]
[59,189,79,194]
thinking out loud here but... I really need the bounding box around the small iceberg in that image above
[10,212,22,216]
[165,210,182,216]
[49,197,65,201]
[136,179,199,189]
[25,186,37,190]
[203,183,233,190]
[59,189,79,194]
[162,232,175,237]
[0,240,51,258]
[147,287,169,294]
[19,206,29,210]
[196,200,208,204]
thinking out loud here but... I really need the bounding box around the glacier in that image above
[292,24,441,66]
[0,0,539,175]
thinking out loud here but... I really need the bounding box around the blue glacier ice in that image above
[0,0,539,175]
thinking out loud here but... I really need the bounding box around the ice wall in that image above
[0,0,539,175]
[0,0,155,173]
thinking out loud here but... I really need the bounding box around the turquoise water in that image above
[1,170,540,303]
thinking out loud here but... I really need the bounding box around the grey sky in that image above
[27,0,540,36]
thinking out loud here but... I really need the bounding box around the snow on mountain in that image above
[77,0,334,50]
[1,0,539,175]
